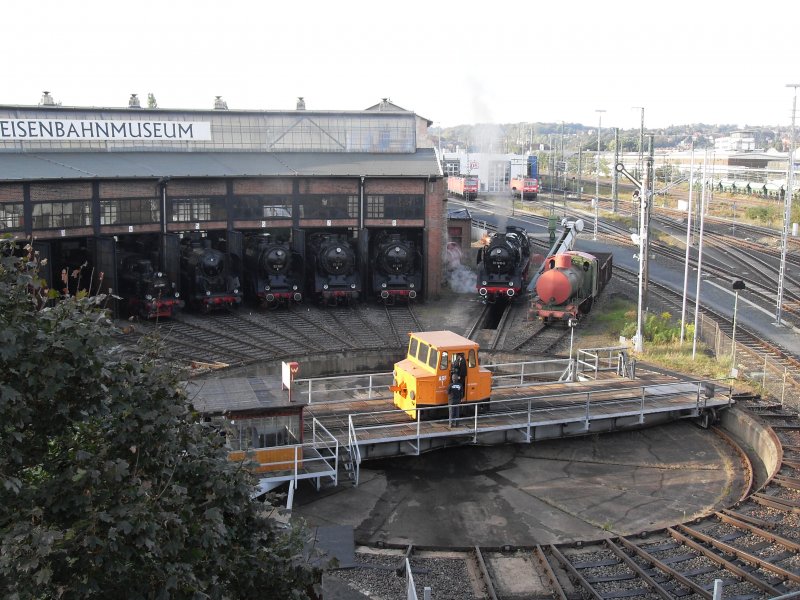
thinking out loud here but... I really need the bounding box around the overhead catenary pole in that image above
[680,146,695,345]
[594,109,605,240]
[612,128,619,213]
[776,84,799,326]
[642,136,654,313]
[692,152,709,359]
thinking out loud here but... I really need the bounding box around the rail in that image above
[345,378,733,456]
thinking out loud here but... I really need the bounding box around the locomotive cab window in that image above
[440,351,449,371]
[427,349,438,369]
[468,349,477,368]
[417,342,430,363]
[408,338,418,358]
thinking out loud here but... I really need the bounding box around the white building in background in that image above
[442,151,532,193]
[714,130,757,152]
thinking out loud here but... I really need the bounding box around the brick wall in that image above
[30,182,92,201]
[424,177,445,299]
[0,183,24,202]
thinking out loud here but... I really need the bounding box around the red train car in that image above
[448,176,479,201]
[510,177,539,199]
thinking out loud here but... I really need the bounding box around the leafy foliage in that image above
[0,243,320,599]
[621,310,688,344]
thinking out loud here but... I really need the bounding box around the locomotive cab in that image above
[391,330,492,419]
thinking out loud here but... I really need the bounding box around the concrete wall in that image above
[719,407,782,487]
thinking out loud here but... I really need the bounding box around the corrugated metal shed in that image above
[0,148,440,181]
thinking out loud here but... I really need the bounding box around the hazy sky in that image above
[4,0,798,131]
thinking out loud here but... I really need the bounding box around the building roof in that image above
[185,376,299,415]
[0,148,440,181]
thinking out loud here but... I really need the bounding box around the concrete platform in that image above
[291,420,747,546]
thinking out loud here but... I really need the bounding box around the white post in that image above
[594,109,605,240]
[712,578,723,600]
[568,319,577,381]
[634,174,646,353]
[777,84,798,326]
[692,153,708,359]
[680,148,695,344]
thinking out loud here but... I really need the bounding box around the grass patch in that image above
[578,298,734,379]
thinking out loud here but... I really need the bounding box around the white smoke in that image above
[444,242,477,294]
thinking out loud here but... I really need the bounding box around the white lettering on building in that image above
[0,119,212,141]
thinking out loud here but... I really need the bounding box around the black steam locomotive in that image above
[118,250,183,319]
[242,234,303,308]
[180,237,242,312]
[307,231,360,305]
[476,225,531,302]
[370,231,422,303]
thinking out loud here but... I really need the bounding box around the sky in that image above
[4,0,799,131]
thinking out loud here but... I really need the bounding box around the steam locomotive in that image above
[370,231,422,303]
[307,232,360,305]
[533,250,613,323]
[179,237,242,312]
[117,250,183,319]
[242,234,303,308]
[476,226,531,302]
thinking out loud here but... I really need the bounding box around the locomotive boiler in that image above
[180,238,242,312]
[476,226,531,302]
[533,250,613,323]
[118,251,183,319]
[242,234,302,308]
[371,231,422,303]
[307,232,360,305]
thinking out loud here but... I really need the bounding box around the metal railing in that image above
[232,417,339,490]
[576,346,632,379]
[347,415,362,486]
[293,358,578,405]
[345,378,732,454]
[694,312,800,410]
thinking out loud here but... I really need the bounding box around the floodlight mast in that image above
[776,84,799,326]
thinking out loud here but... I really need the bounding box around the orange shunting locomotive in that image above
[390,330,492,420]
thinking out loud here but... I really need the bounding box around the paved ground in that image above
[292,420,746,546]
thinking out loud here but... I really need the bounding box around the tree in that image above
[0,242,320,599]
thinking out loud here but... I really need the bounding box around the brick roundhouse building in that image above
[0,95,445,307]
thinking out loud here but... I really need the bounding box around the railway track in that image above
[115,301,430,368]
[326,399,800,600]
[613,266,800,371]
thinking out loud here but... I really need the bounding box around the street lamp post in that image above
[594,109,605,240]
[731,280,746,375]
[568,318,578,381]
[776,84,799,326]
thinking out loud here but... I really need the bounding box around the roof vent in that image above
[214,95,228,110]
[296,97,306,110]
[379,97,391,110]
[39,91,56,106]
[128,93,141,108]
